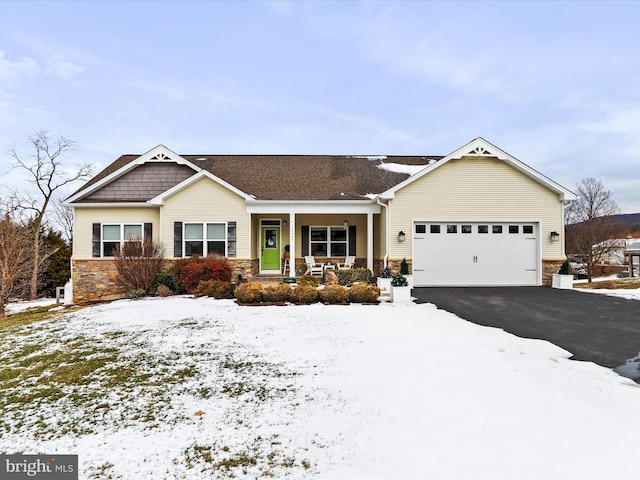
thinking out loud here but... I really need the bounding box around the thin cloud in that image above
[0,50,38,84]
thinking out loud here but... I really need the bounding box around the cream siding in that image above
[73,207,160,258]
[388,157,565,260]
[161,177,251,258]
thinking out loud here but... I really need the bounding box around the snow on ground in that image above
[4,297,58,315]
[3,297,640,479]
[574,275,640,301]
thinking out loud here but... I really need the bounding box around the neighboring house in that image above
[65,137,576,303]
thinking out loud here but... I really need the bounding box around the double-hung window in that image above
[310,226,347,257]
[102,224,142,257]
[184,222,226,257]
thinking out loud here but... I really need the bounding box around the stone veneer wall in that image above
[542,259,565,287]
[72,258,257,304]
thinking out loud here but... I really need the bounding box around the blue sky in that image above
[1,0,639,212]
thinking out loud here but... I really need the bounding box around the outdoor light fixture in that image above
[550,231,560,242]
[283,220,287,227]
[398,230,406,242]
[343,218,349,228]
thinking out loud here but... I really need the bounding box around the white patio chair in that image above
[304,256,324,276]
[337,256,355,270]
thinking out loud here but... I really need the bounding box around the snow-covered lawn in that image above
[2,297,640,479]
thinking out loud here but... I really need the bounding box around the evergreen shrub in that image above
[152,269,185,295]
[349,284,380,303]
[262,284,291,303]
[318,285,349,304]
[234,283,263,303]
[336,268,372,286]
[194,280,235,299]
[289,285,318,304]
[297,275,321,287]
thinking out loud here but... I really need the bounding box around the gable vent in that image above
[467,146,493,156]
[150,152,172,161]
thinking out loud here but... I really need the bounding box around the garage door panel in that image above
[413,222,539,286]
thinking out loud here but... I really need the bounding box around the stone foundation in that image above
[542,259,565,287]
[72,258,258,304]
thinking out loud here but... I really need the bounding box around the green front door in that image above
[261,226,280,271]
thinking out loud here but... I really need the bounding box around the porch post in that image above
[367,212,374,272]
[289,213,296,276]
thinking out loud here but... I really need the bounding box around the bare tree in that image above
[565,177,626,282]
[51,194,75,243]
[9,131,93,299]
[0,215,39,316]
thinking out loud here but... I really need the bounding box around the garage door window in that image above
[493,225,503,234]
[447,225,457,234]
[430,225,441,234]
[478,225,489,234]
[523,225,534,234]
[416,224,426,234]
[462,225,472,234]
[509,225,519,234]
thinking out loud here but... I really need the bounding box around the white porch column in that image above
[289,212,296,276]
[367,212,374,272]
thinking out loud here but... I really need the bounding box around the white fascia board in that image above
[68,202,159,208]
[148,170,254,205]
[380,137,577,201]
[246,200,380,214]
[65,144,201,204]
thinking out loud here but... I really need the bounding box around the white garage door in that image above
[413,222,539,286]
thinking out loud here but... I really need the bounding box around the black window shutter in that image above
[227,221,236,258]
[92,223,101,258]
[348,225,356,256]
[301,226,309,256]
[174,222,183,257]
[144,223,152,242]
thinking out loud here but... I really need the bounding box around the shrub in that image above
[289,285,318,304]
[349,284,380,303]
[558,259,571,275]
[114,238,165,294]
[391,273,408,287]
[194,280,235,299]
[297,275,321,287]
[262,284,291,303]
[400,258,410,275]
[234,283,263,303]
[318,285,349,304]
[172,254,233,293]
[378,266,392,278]
[336,268,373,286]
[156,284,173,297]
[152,269,185,294]
[125,288,147,300]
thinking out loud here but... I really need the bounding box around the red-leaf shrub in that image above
[172,254,233,293]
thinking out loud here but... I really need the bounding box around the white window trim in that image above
[183,221,228,257]
[102,223,143,257]
[310,225,348,257]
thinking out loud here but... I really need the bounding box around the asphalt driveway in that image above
[412,287,640,373]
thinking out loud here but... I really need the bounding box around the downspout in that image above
[376,197,389,267]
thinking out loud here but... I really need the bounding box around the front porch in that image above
[247,203,381,277]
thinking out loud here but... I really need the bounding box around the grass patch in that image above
[578,278,640,290]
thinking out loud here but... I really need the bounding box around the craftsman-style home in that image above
[65,137,576,303]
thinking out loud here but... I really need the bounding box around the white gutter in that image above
[376,197,389,267]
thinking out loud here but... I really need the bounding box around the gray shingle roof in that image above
[72,153,443,202]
